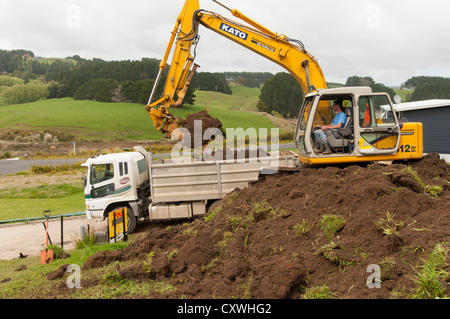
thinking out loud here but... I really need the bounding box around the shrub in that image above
[2,82,49,104]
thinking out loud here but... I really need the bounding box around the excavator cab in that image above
[295,86,408,165]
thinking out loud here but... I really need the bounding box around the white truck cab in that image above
[83,151,150,233]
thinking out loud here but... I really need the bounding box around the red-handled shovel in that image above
[40,210,53,264]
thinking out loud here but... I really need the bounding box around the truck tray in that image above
[149,155,295,204]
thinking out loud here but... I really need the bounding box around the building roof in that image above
[394,99,450,112]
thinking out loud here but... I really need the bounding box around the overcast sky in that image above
[1,0,449,86]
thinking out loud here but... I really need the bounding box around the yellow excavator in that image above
[146,0,423,165]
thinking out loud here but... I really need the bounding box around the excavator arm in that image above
[146,0,327,138]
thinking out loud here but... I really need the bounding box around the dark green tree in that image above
[409,83,450,101]
[345,76,396,100]
[191,72,232,94]
[73,78,118,102]
[403,76,450,89]
[258,72,303,118]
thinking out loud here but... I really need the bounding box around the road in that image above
[0,143,295,175]
[0,157,88,175]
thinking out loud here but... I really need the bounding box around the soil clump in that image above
[178,110,224,148]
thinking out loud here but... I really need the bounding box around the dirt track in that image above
[0,216,106,260]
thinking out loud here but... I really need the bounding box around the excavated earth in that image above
[47,153,449,299]
[178,110,225,148]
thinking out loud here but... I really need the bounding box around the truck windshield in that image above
[90,164,114,185]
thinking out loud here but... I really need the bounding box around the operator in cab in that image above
[313,100,347,154]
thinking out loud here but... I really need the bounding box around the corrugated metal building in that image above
[394,99,450,156]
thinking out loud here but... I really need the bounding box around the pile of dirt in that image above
[178,110,224,148]
[55,154,450,298]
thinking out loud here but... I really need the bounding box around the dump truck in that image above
[83,146,296,233]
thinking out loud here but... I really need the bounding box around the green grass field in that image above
[0,85,277,141]
[0,85,281,221]
[0,173,87,221]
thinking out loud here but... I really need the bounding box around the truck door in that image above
[89,163,116,198]
[355,93,400,155]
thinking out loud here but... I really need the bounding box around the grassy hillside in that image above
[394,89,414,102]
[0,86,277,141]
[194,85,261,112]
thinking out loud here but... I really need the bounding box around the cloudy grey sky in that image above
[1,0,449,86]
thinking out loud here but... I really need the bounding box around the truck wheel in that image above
[126,207,137,234]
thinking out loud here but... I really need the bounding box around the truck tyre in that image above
[125,206,137,234]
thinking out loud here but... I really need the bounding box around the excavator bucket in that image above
[165,118,185,140]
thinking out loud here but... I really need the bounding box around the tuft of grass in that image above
[228,216,246,231]
[301,284,338,299]
[403,166,443,197]
[375,211,404,236]
[294,219,312,239]
[143,251,156,274]
[314,241,359,268]
[410,243,449,299]
[226,192,239,205]
[166,249,178,260]
[425,185,443,197]
[218,231,233,250]
[182,226,198,237]
[249,199,285,221]
[379,256,396,281]
[320,214,346,239]
[204,205,223,222]
[74,224,97,249]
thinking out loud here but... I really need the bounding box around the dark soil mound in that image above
[179,110,224,148]
[69,154,450,298]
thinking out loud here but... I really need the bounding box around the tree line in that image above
[1,49,276,105]
[256,74,399,118]
[0,49,74,82]
[0,50,239,104]
[402,76,450,101]
[3,49,449,109]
